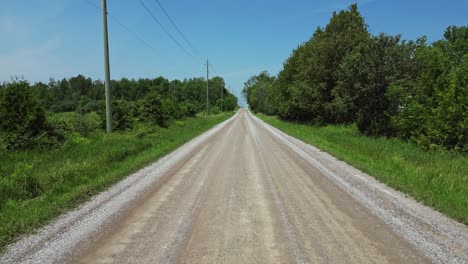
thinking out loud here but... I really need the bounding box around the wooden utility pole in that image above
[221,85,225,111]
[206,59,209,116]
[102,0,112,133]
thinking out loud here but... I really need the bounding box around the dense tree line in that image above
[243,4,467,152]
[0,75,237,150]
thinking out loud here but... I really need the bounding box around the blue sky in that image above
[1,0,467,105]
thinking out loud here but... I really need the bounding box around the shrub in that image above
[72,112,101,135]
[101,100,134,131]
[184,102,198,117]
[0,80,48,150]
[210,106,221,115]
[47,112,101,136]
[388,27,468,151]
[162,98,182,119]
[139,92,170,127]
[50,100,77,112]
[82,100,104,113]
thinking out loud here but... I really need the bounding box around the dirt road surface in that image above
[2,109,467,264]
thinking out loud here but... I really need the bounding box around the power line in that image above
[209,63,219,76]
[85,0,219,79]
[148,0,224,80]
[84,0,158,53]
[152,0,201,57]
[136,0,193,58]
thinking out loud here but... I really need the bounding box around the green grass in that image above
[257,114,468,224]
[0,112,233,250]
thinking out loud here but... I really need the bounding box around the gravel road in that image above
[2,109,467,264]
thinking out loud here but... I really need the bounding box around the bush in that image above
[210,106,221,115]
[162,98,183,119]
[184,102,198,117]
[72,112,101,135]
[50,100,77,113]
[0,80,48,150]
[139,92,170,127]
[102,100,134,131]
[82,100,104,113]
[388,27,468,151]
[49,112,102,136]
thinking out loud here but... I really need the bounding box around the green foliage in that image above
[0,80,48,150]
[389,26,468,151]
[33,75,236,116]
[162,98,183,120]
[50,100,77,112]
[335,34,418,136]
[242,71,276,114]
[242,3,467,152]
[0,163,40,204]
[210,106,221,115]
[223,94,238,111]
[139,91,170,127]
[273,4,369,122]
[0,73,238,152]
[182,102,198,117]
[48,112,101,136]
[108,100,134,131]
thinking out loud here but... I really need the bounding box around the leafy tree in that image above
[1,71,238,148]
[69,74,92,97]
[335,34,418,136]
[274,4,369,122]
[274,43,308,120]
[243,71,276,114]
[389,26,468,151]
[241,5,466,152]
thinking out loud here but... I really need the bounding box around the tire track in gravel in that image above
[2,109,466,264]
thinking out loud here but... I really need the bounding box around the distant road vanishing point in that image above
[2,109,467,264]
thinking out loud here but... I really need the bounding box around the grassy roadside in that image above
[0,112,234,250]
[256,114,468,224]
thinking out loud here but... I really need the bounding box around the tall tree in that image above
[334,34,418,136]
[275,4,369,122]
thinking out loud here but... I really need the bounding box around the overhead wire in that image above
[150,0,223,76]
[152,0,201,57]
[209,63,219,76]
[84,0,227,82]
[84,0,159,53]
[136,0,194,58]
[85,0,201,77]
